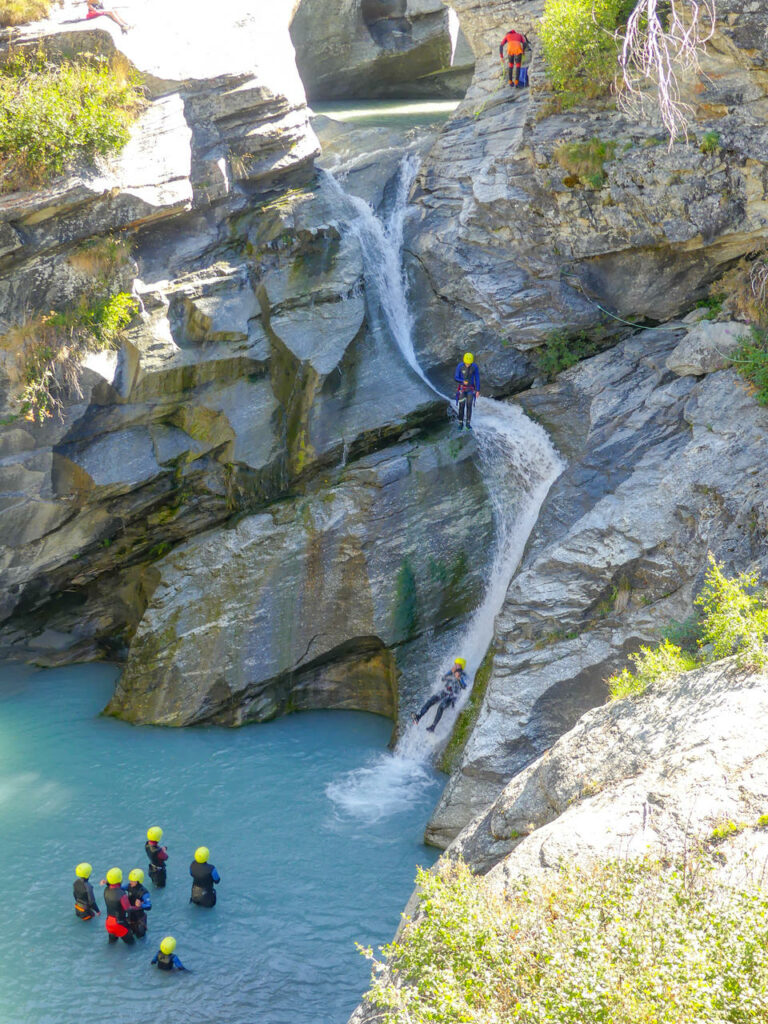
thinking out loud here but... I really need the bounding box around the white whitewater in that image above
[325,159,563,822]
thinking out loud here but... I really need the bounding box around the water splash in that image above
[325,158,563,820]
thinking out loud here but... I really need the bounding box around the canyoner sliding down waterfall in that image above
[324,157,564,822]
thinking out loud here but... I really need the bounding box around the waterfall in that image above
[325,159,563,822]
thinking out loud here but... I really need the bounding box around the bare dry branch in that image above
[618,0,717,143]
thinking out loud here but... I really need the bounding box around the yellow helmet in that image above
[194,846,209,863]
[160,936,176,955]
[75,862,92,879]
[106,867,123,885]
[463,352,473,365]
[128,868,145,883]
[146,826,163,842]
[454,657,467,669]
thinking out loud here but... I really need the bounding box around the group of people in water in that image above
[72,826,221,971]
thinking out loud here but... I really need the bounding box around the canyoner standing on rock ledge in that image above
[500,27,530,88]
[454,353,480,430]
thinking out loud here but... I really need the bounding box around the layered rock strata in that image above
[427,321,768,845]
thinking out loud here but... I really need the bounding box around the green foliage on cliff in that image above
[540,0,634,105]
[0,50,143,192]
[609,556,768,699]
[0,0,49,26]
[361,857,768,1024]
[393,558,418,640]
[608,639,696,699]
[734,326,768,407]
[554,136,616,188]
[15,291,138,423]
[536,328,604,378]
[695,556,768,670]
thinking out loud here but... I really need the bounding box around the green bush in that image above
[700,130,722,154]
[536,328,603,378]
[554,135,616,188]
[539,0,635,105]
[695,554,768,669]
[0,0,49,26]
[710,820,747,842]
[734,326,768,406]
[361,857,768,1024]
[0,51,143,192]
[15,291,138,423]
[608,638,696,699]
[609,558,768,700]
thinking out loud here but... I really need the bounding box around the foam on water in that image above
[325,158,564,809]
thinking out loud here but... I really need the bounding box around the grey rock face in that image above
[426,328,768,846]
[291,0,473,100]
[0,13,464,683]
[452,658,768,881]
[406,0,768,388]
[106,429,494,725]
[349,656,768,1023]
[666,319,749,376]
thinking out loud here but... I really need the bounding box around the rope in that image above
[569,276,685,333]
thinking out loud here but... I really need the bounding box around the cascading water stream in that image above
[325,160,564,822]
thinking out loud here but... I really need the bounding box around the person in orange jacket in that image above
[500,28,529,88]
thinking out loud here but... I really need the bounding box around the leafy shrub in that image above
[694,291,725,320]
[608,638,696,699]
[0,0,49,26]
[734,326,768,406]
[536,328,603,378]
[539,0,635,105]
[0,50,143,192]
[700,129,722,154]
[710,820,747,842]
[554,135,616,188]
[695,554,768,669]
[361,857,768,1024]
[661,613,703,654]
[757,814,768,828]
[14,292,138,423]
[609,558,768,700]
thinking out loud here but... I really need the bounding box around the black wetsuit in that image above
[415,669,468,730]
[145,841,168,888]
[73,878,99,920]
[104,885,135,944]
[152,950,187,971]
[126,881,150,937]
[189,860,220,908]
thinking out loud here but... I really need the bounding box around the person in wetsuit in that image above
[73,862,100,921]
[454,353,480,430]
[412,657,469,732]
[189,847,220,908]
[145,826,168,888]
[124,868,151,938]
[151,935,189,971]
[499,28,529,87]
[101,868,135,944]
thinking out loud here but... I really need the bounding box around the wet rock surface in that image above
[426,326,768,845]
[106,429,494,725]
[0,8,485,716]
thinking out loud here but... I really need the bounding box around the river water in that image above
[0,662,440,1024]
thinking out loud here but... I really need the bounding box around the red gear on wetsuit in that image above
[500,30,526,60]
